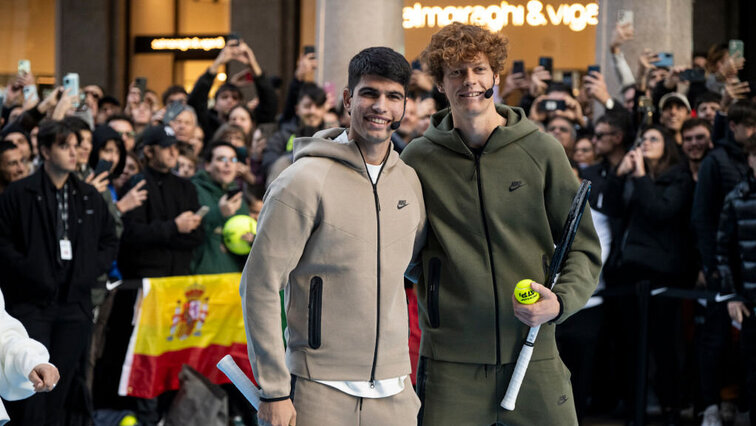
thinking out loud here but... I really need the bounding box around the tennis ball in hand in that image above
[514,279,540,305]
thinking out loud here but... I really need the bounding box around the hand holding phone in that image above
[176,210,203,233]
[195,205,211,218]
[94,159,113,176]
[651,53,674,68]
[538,57,553,80]
[63,73,80,107]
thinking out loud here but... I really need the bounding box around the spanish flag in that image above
[118,273,254,399]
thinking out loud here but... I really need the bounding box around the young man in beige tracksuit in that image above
[241,47,426,426]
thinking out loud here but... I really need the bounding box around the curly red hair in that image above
[420,23,509,84]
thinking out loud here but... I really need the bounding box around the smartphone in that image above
[17,60,31,76]
[63,73,80,107]
[617,10,633,26]
[303,45,316,56]
[587,65,601,74]
[411,59,422,71]
[196,205,210,218]
[562,73,573,89]
[729,40,744,58]
[227,188,242,198]
[539,57,553,75]
[679,68,706,83]
[651,53,674,68]
[512,60,524,75]
[93,159,113,176]
[134,77,147,101]
[164,101,185,124]
[125,173,145,192]
[538,99,566,112]
[227,32,240,42]
[22,85,37,102]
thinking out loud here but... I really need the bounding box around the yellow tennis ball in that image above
[514,279,540,305]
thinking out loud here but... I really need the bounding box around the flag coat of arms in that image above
[119,273,254,399]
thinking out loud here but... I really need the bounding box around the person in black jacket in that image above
[93,125,204,425]
[717,135,756,421]
[261,83,326,180]
[694,100,756,417]
[187,38,277,145]
[604,124,695,424]
[0,120,118,425]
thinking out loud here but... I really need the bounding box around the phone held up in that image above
[63,73,80,107]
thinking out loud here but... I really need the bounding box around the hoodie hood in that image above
[88,125,127,179]
[423,104,540,156]
[292,127,401,176]
[191,169,239,197]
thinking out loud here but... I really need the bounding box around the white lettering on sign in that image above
[150,36,226,52]
[402,1,599,32]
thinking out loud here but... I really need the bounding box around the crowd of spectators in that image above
[0,21,755,426]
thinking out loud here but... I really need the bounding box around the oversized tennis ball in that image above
[514,279,540,305]
[223,215,257,255]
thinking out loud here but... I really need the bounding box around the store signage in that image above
[403,1,599,32]
[149,36,226,52]
[134,35,228,59]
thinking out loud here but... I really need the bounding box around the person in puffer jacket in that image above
[717,134,756,420]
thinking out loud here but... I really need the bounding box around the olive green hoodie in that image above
[241,128,426,400]
[401,104,601,365]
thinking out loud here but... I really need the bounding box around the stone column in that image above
[56,0,127,97]
[314,0,404,94]
[594,0,693,105]
[231,0,298,104]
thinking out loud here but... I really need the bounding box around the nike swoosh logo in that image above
[106,280,123,291]
[397,200,409,209]
[509,181,525,192]
[714,293,736,303]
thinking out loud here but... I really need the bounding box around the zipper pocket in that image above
[427,258,441,328]
[308,276,323,349]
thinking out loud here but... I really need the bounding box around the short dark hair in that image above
[62,116,92,144]
[728,100,756,125]
[214,83,243,102]
[38,120,75,151]
[681,117,712,136]
[98,95,121,109]
[347,47,411,95]
[695,91,722,108]
[297,82,327,107]
[204,140,238,163]
[545,82,573,98]
[162,85,188,106]
[596,110,633,149]
[106,114,135,127]
[0,140,19,156]
[177,142,199,163]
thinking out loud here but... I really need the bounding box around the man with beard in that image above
[262,83,327,181]
[0,141,29,193]
[681,118,713,181]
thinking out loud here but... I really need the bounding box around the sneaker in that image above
[701,404,723,426]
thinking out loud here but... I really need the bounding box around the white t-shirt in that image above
[313,131,406,398]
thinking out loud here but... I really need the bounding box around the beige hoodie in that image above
[241,128,426,400]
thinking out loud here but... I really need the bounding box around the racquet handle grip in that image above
[217,354,261,410]
[501,343,534,410]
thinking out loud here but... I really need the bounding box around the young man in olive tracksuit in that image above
[401,23,602,425]
[241,47,425,426]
